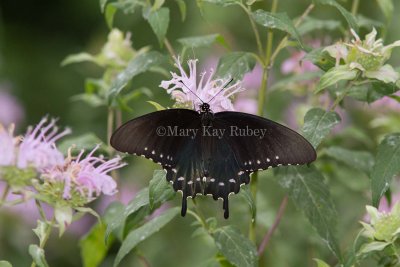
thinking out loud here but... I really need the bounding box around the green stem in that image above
[239,3,264,57]
[163,38,177,59]
[330,82,352,111]
[351,0,360,16]
[250,0,278,243]
[187,210,207,231]
[35,200,47,221]
[0,184,10,207]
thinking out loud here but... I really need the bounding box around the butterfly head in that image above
[200,102,211,113]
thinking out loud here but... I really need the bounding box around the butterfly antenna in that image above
[179,80,204,104]
[208,78,234,103]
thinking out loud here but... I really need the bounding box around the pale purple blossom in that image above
[17,117,70,171]
[369,91,400,112]
[160,58,244,112]
[234,98,258,114]
[0,124,17,166]
[0,89,24,127]
[43,146,126,201]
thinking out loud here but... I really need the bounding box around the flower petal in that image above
[365,64,400,84]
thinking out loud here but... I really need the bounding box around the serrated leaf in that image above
[304,48,336,72]
[178,34,227,49]
[277,166,341,260]
[61,53,98,66]
[114,207,180,267]
[29,245,49,267]
[149,170,175,210]
[58,133,106,155]
[33,220,50,248]
[80,223,110,267]
[302,108,341,148]
[239,186,256,221]
[313,0,358,31]
[175,0,186,21]
[212,226,258,267]
[324,146,375,173]
[252,10,303,47]
[315,65,358,93]
[358,241,390,255]
[0,261,12,267]
[146,7,170,45]
[371,133,400,207]
[376,0,394,21]
[108,51,164,102]
[215,52,256,82]
[202,0,241,7]
[297,17,342,35]
[147,101,166,111]
[105,188,150,241]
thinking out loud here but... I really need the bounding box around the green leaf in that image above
[114,207,180,267]
[315,65,358,93]
[61,52,98,66]
[105,4,117,29]
[55,205,73,237]
[277,166,341,260]
[80,223,111,267]
[149,170,175,210]
[239,186,256,221]
[178,34,228,49]
[58,133,106,155]
[357,14,385,29]
[105,188,150,241]
[358,241,390,255]
[215,52,256,82]
[376,0,394,21]
[100,0,108,13]
[324,146,375,173]
[371,133,400,207]
[302,108,341,149]
[103,202,125,240]
[146,7,170,45]
[313,0,358,31]
[147,101,166,111]
[108,51,164,101]
[33,220,50,248]
[252,10,303,47]
[75,207,101,223]
[212,226,258,267]
[152,0,165,10]
[314,259,331,267]
[29,245,49,267]
[202,0,241,7]
[303,48,336,72]
[0,261,12,267]
[298,17,342,36]
[175,0,186,21]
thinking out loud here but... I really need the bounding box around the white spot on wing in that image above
[178,177,184,181]
[218,182,224,186]
[229,179,235,183]
[144,147,148,151]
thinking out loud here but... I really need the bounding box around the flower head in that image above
[160,58,244,112]
[40,146,126,205]
[17,117,70,171]
[99,29,136,67]
[324,28,400,84]
[362,203,400,242]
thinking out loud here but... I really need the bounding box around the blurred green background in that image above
[0,0,400,266]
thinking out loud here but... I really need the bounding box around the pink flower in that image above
[17,117,70,171]
[0,88,24,127]
[160,58,244,112]
[234,97,258,114]
[0,124,17,166]
[43,146,126,201]
[281,51,318,75]
[369,91,400,112]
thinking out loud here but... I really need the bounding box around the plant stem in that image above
[250,0,278,243]
[163,38,177,59]
[351,0,360,16]
[107,107,115,148]
[330,82,353,111]
[0,184,10,207]
[239,3,264,57]
[257,195,288,256]
[35,200,47,221]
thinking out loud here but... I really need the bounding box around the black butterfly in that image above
[111,99,316,219]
